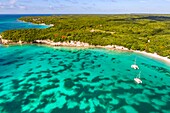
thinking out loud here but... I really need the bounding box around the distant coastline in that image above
[17,19,54,28]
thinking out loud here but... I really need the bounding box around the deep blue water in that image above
[0,15,170,113]
[0,14,51,32]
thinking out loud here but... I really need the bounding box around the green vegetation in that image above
[1,14,170,58]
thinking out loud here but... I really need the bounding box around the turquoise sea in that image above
[0,14,50,32]
[0,15,170,113]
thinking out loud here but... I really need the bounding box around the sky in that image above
[0,0,170,14]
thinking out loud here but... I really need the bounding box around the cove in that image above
[0,45,170,113]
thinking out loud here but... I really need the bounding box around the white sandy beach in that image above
[134,50,170,64]
[0,36,170,64]
[34,39,170,64]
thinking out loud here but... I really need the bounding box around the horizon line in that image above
[1,13,170,15]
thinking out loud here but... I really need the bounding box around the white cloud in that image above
[140,0,147,3]
[139,0,147,3]
[9,0,18,5]
[18,5,26,9]
[0,5,4,8]
[0,2,5,8]
[49,5,55,10]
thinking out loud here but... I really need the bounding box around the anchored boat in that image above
[134,71,142,84]
[131,58,139,69]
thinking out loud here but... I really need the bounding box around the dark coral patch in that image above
[64,79,75,89]
[111,58,116,60]
[91,76,101,82]
[0,75,12,79]
[83,72,90,76]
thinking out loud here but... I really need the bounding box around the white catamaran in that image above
[131,58,139,69]
[134,71,142,84]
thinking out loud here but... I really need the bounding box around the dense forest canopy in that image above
[1,14,170,58]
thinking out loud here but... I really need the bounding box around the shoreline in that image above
[134,50,170,64]
[17,19,54,28]
[0,36,170,64]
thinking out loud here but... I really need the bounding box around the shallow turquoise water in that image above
[0,45,170,113]
[0,14,49,33]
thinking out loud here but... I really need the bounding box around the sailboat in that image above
[134,71,142,84]
[131,58,139,69]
